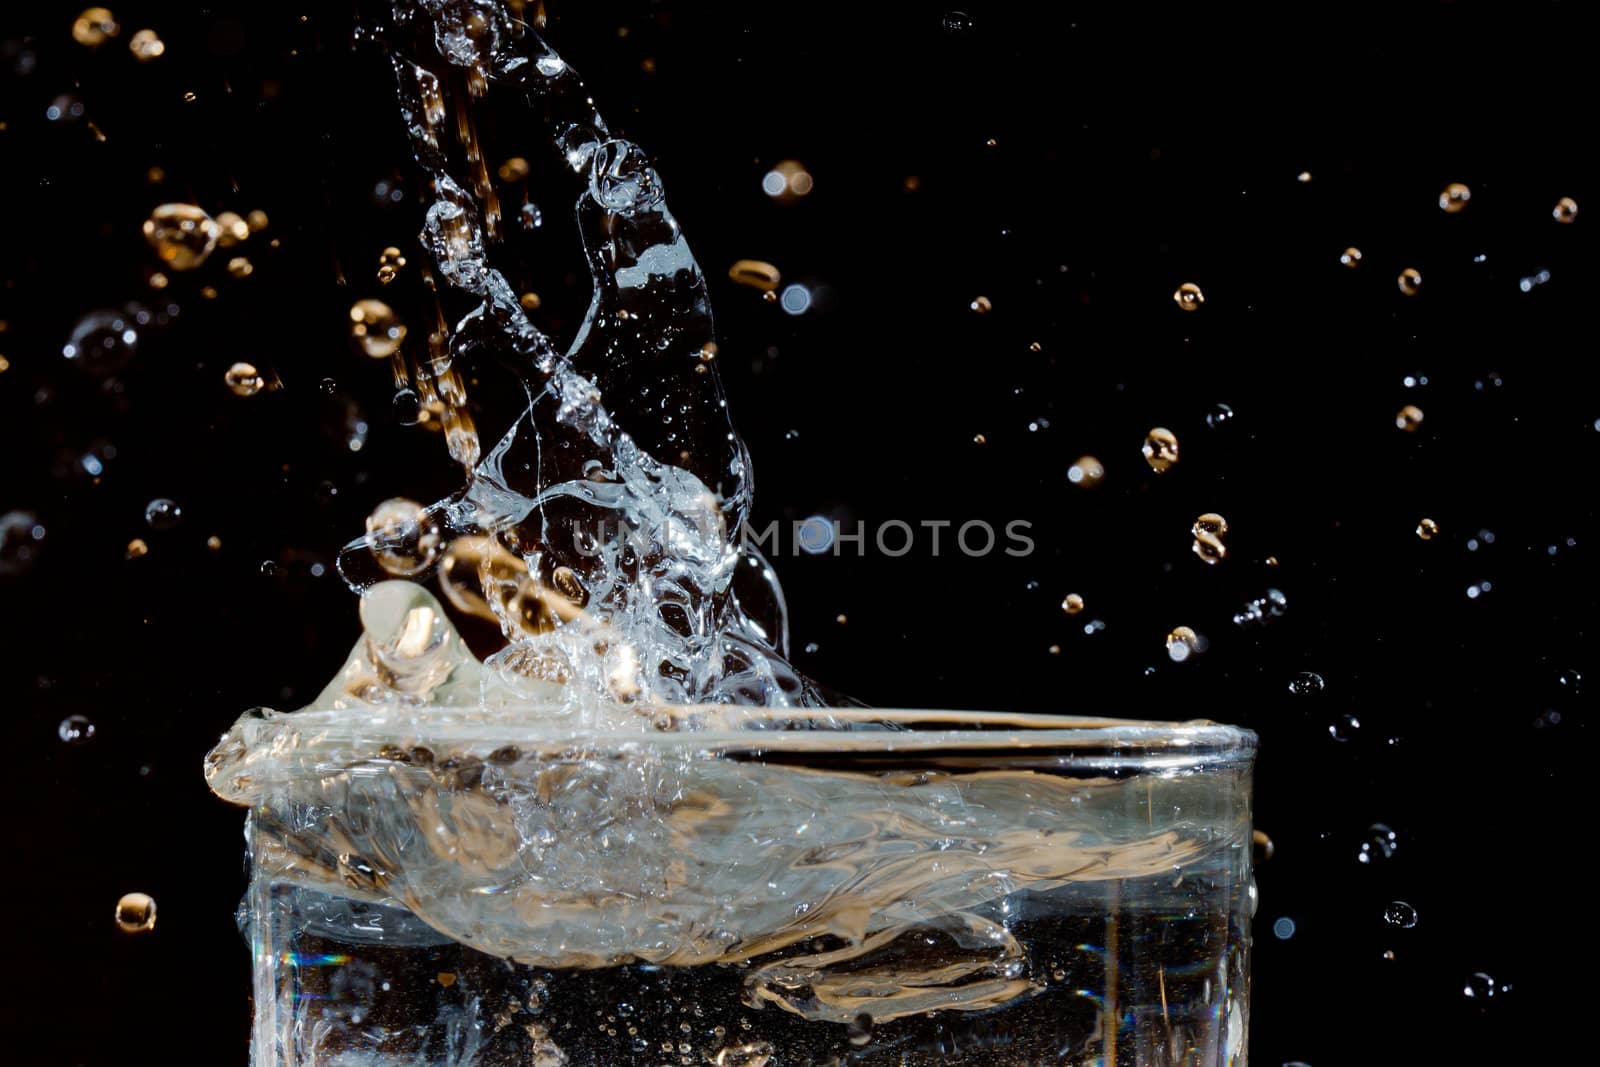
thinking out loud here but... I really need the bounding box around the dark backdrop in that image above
[2,2,1591,1062]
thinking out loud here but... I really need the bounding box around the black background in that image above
[2,2,1592,1063]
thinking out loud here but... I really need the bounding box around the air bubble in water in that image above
[350,299,406,358]
[1397,268,1422,296]
[115,892,157,933]
[1142,427,1179,473]
[128,28,164,61]
[1067,455,1104,488]
[58,715,96,744]
[62,309,139,375]
[1358,823,1398,864]
[1463,972,1510,1001]
[1205,403,1234,429]
[1340,247,1362,268]
[1288,671,1325,696]
[225,362,264,396]
[1438,183,1472,213]
[1416,517,1439,541]
[1553,197,1578,224]
[1383,901,1418,928]
[142,204,220,271]
[1172,282,1204,311]
[72,8,120,47]
[144,498,182,530]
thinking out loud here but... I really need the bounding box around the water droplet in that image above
[762,160,812,202]
[215,211,249,247]
[350,299,407,358]
[1166,626,1205,663]
[1272,916,1296,939]
[1416,517,1439,541]
[1328,714,1360,742]
[1205,402,1234,429]
[125,538,149,559]
[1395,404,1424,431]
[128,28,164,61]
[72,8,120,47]
[1357,823,1398,864]
[520,201,543,229]
[142,204,219,270]
[1340,246,1363,268]
[424,179,488,291]
[144,498,182,530]
[377,246,407,285]
[1383,901,1418,928]
[1557,668,1582,694]
[728,259,781,292]
[1463,972,1510,1001]
[0,511,46,576]
[1438,182,1472,213]
[845,1013,873,1047]
[1142,427,1179,473]
[1288,671,1325,696]
[711,1041,774,1067]
[779,284,811,315]
[393,388,423,425]
[62,308,139,375]
[225,361,264,396]
[1233,588,1288,627]
[58,714,95,744]
[970,295,993,314]
[941,11,975,34]
[1067,455,1104,488]
[45,93,86,122]
[1061,593,1084,615]
[1397,268,1423,296]
[1172,282,1204,312]
[1553,197,1578,224]
[115,892,157,933]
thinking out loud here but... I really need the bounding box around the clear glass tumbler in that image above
[209,707,1255,1066]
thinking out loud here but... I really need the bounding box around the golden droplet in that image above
[215,211,250,247]
[1396,404,1424,432]
[1048,644,1061,656]
[182,91,197,103]
[126,538,149,558]
[1416,517,1439,541]
[902,175,922,193]
[1253,829,1275,861]
[1438,182,1471,213]
[436,972,457,987]
[72,8,120,47]
[1067,455,1104,488]
[1191,531,1226,565]
[519,292,541,311]
[1166,626,1203,662]
[145,166,165,184]
[497,157,530,182]
[350,299,406,358]
[224,361,263,396]
[1061,593,1085,615]
[366,498,441,577]
[1296,171,1312,183]
[377,246,407,285]
[226,256,253,279]
[1553,197,1578,224]
[761,290,778,303]
[1397,268,1422,296]
[0,355,10,374]
[728,259,781,292]
[142,203,220,271]
[1172,282,1204,312]
[115,892,157,933]
[698,343,717,362]
[200,285,218,300]
[1193,512,1228,538]
[245,209,270,232]
[1029,341,1042,353]
[148,271,168,289]
[128,28,164,61]
[973,433,987,445]
[1340,247,1362,269]
[970,295,993,314]
[1142,427,1179,473]
[206,535,222,550]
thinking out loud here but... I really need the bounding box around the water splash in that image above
[334,1,824,719]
